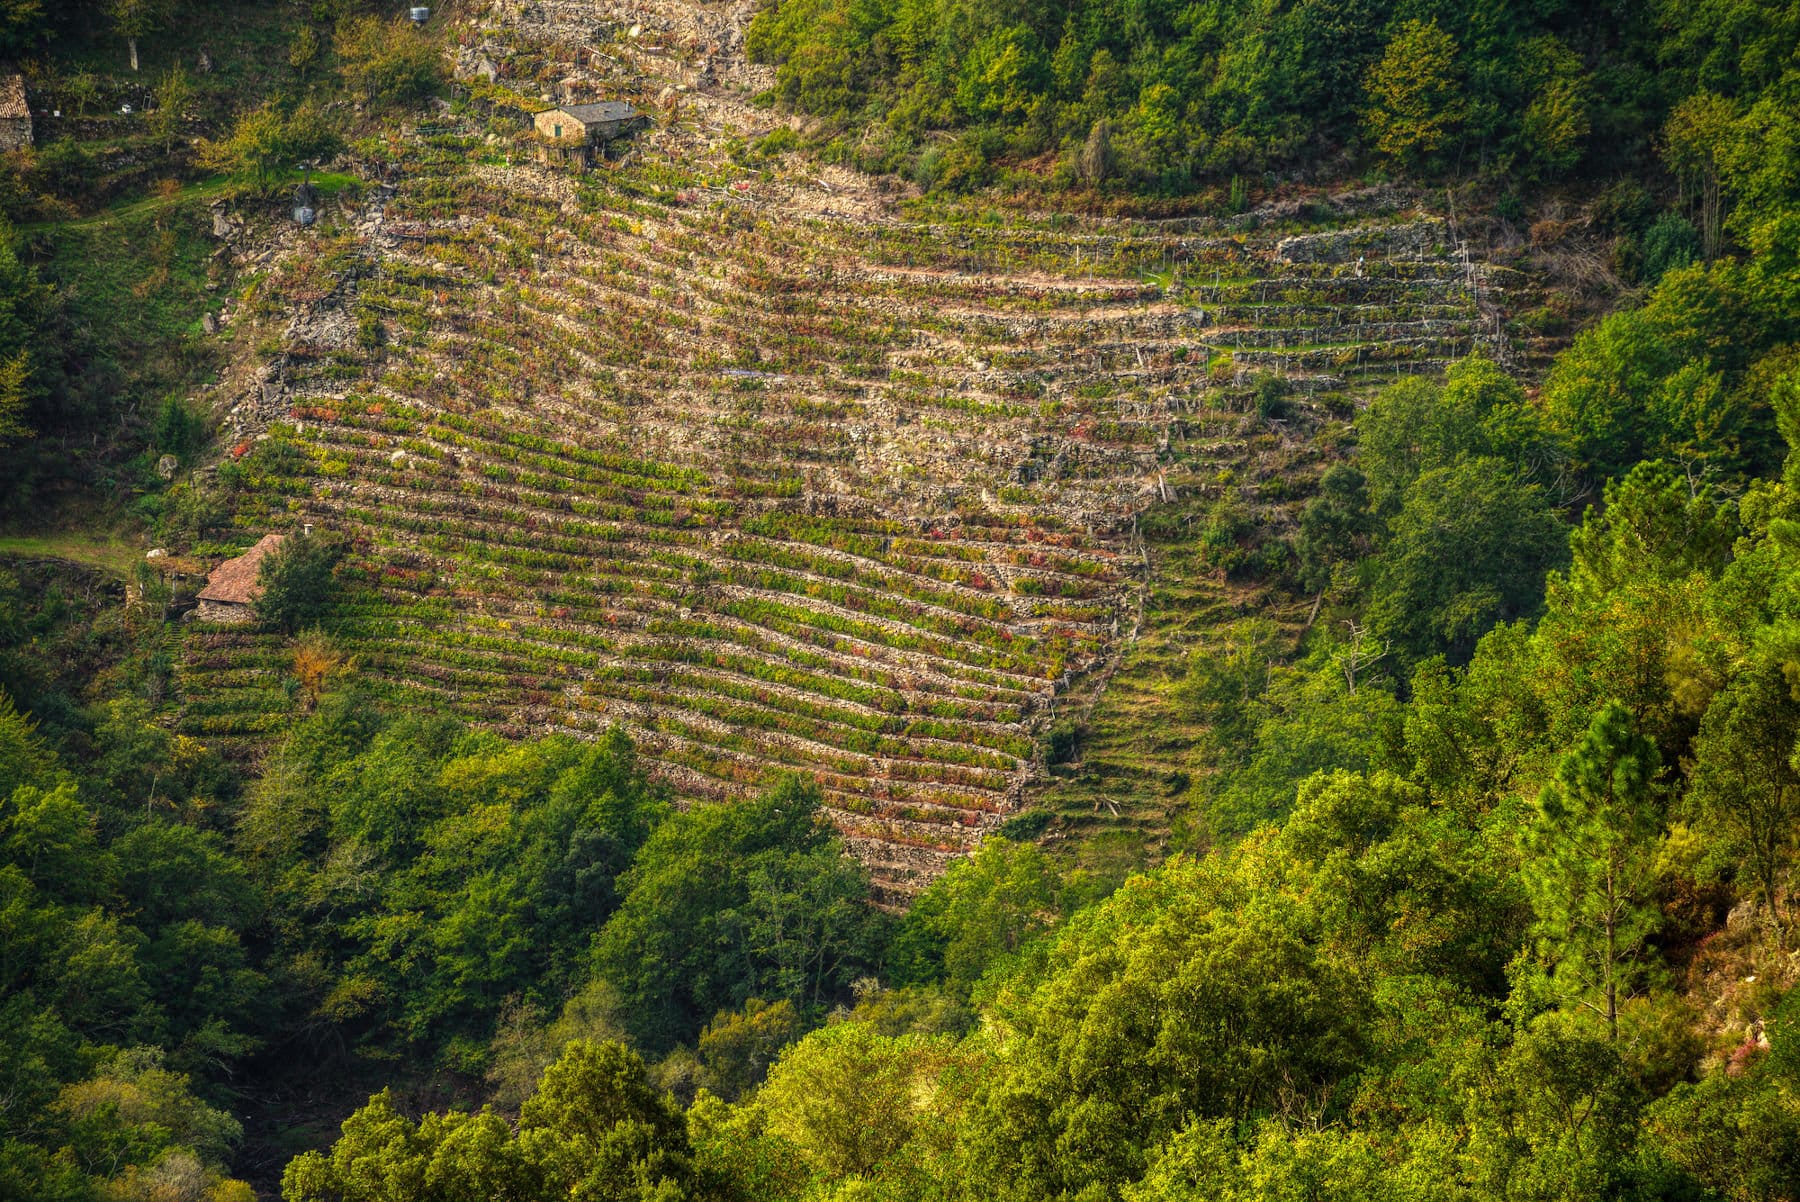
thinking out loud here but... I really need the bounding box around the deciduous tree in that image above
[106,0,170,71]
[1363,19,1466,171]
[1367,457,1568,665]
[148,65,191,155]
[590,775,880,1052]
[255,530,347,635]
[1685,653,1800,945]
[1663,92,1735,259]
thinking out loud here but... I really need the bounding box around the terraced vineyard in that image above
[180,94,1500,893]
[1027,466,1315,879]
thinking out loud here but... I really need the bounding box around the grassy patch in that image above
[0,534,143,575]
[27,170,359,234]
[35,195,225,401]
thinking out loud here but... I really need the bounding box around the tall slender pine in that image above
[1524,701,1663,1039]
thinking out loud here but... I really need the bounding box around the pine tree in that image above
[1523,701,1662,1039]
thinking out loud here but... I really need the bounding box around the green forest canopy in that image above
[746,0,1800,198]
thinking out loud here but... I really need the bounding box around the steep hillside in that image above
[175,1,1502,896]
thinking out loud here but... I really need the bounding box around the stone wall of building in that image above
[196,599,254,624]
[0,74,30,150]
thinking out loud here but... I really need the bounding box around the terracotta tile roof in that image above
[0,75,27,121]
[198,533,285,604]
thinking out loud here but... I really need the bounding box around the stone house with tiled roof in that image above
[196,533,284,623]
[533,101,644,165]
[0,73,31,151]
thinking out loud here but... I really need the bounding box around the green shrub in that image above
[255,530,348,634]
[1253,372,1290,421]
[997,808,1052,841]
[153,397,208,462]
[335,14,442,108]
[1044,720,1082,766]
[1642,212,1700,283]
[755,127,800,157]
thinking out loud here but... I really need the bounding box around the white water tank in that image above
[409,6,429,21]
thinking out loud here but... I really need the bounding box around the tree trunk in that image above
[129,36,140,72]
[1604,863,1619,1041]
[1702,170,1721,261]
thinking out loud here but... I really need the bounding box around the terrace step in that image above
[186,117,1490,897]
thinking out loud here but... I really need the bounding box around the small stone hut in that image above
[196,533,284,623]
[0,74,32,151]
[533,101,643,165]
